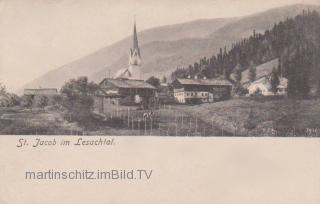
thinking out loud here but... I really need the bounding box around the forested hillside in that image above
[22,4,320,93]
[171,10,320,97]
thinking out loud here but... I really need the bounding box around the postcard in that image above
[0,0,320,203]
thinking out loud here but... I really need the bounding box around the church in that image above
[94,22,156,113]
[114,21,142,79]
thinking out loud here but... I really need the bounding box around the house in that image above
[94,78,156,113]
[157,83,175,104]
[247,76,288,96]
[24,88,58,98]
[241,58,280,87]
[23,88,59,106]
[239,59,288,96]
[171,77,233,104]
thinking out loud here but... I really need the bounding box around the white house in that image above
[247,76,288,96]
[237,58,288,96]
[171,77,233,104]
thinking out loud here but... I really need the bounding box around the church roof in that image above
[133,21,140,54]
[114,68,132,79]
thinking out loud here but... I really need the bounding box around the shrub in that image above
[20,95,33,108]
[251,88,263,97]
[233,83,249,96]
[34,95,49,109]
[60,77,99,124]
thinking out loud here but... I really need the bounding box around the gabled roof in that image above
[174,78,232,86]
[100,78,156,89]
[24,88,58,95]
[114,68,132,79]
[248,76,288,89]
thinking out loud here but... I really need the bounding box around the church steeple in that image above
[132,20,140,56]
[114,19,142,80]
[133,21,139,50]
[128,19,141,79]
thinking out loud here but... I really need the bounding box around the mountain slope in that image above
[22,4,320,91]
[93,4,320,82]
[22,17,236,90]
[209,4,320,42]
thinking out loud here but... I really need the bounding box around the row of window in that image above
[175,92,210,96]
[186,92,208,97]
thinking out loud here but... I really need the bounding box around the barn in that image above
[171,77,233,104]
[94,78,156,114]
[24,88,58,97]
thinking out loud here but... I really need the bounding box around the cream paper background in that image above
[1,1,320,203]
[0,136,319,204]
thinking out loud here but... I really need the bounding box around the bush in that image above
[0,92,20,107]
[20,95,33,108]
[34,95,49,109]
[233,84,248,96]
[250,88,263,97]
[60,77,99,124]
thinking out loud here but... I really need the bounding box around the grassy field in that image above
[0,106,140,135]
[172,96,320,137]
[1,97,320,136]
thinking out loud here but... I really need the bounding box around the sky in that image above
[0,0,319,92]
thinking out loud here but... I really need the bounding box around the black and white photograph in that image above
[1,1,320,204]
[1,0,320,136]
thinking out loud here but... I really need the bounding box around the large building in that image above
[24,88,58,98]
[171,77,233,104]
[94,78,156,113]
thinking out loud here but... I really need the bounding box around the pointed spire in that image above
[133,17,139,51]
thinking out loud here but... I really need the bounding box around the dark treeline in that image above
[171,10,320,97]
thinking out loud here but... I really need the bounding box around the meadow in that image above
[1,97,320,136]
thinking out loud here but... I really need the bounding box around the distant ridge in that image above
[21,4,320,93]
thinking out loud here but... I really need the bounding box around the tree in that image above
[60,77,99,122]
[34,95,48,110]
[270,67,280,94]
[0,83,5,94]
[21,95,33,108]
[161,76,167,83]
[287,47,311,98]
[146,76,160,89]
[233,64,242,83]
[6,93,20,107]
[170,10,320,89]
[248,63,257,82]
[232,64,248,96]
